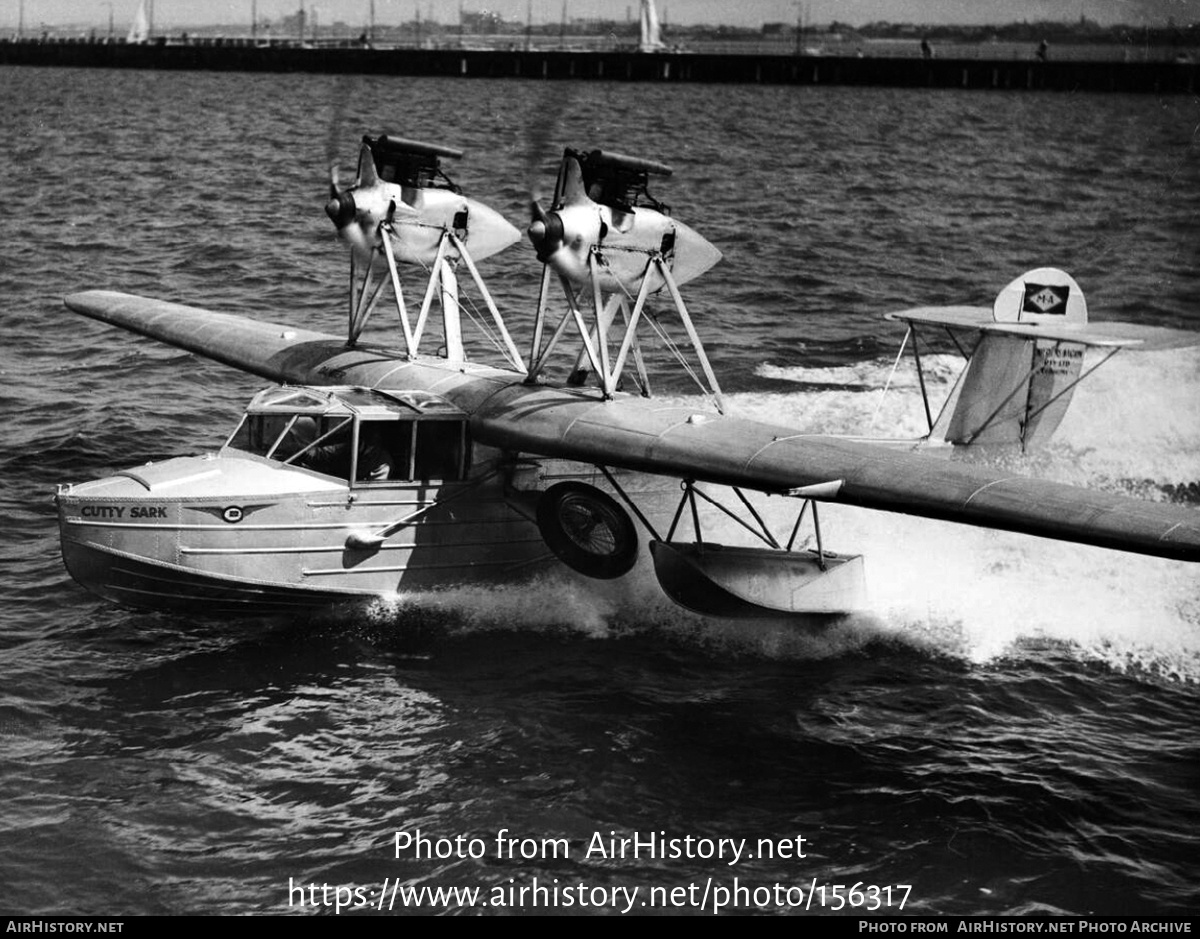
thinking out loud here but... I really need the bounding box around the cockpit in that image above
[224,386,470,485]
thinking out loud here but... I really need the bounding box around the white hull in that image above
[56,453,555,612]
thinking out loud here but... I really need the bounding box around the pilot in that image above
[355,425,392,482]
[284,417,353,478]
[286,418,392,481]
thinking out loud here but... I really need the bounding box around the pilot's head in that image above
[289,416,319,444]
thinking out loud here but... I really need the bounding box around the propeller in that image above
[526,154,598,284]
[527,192,564,264]
[522,89,577,267]
[324,144,379,262]
[325,164,357,228]
[322,80,378,259]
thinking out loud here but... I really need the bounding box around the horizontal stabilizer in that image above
[886,307,1200,351]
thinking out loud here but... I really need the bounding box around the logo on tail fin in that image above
[1022,283,1070,315]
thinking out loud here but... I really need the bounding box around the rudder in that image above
[939,269,1087,450]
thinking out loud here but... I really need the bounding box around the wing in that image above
[65,290,349,380]
[472,386,1200,563]
[65,290,1200,564]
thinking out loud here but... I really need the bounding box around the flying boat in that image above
[54,137,1200,618]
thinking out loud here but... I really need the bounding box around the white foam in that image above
[756,353,963,391]
[824,504,1200,679]
[747,346,1200,483]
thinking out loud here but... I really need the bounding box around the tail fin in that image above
[992,266,1087,325]
[939,269,1087,451]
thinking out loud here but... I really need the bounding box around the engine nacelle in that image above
[528,149,721,292]
[326,135,520,265]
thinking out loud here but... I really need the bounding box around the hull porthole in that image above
[536,482,639,579]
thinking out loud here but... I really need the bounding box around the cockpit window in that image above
[228,414,354,471]
[360,419,468,484]
[227,412,469,484]
[276,417,355,476]
[414,421,467,480]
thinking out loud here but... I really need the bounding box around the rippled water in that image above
[1,66,1199,916]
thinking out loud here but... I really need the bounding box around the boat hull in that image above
[57,444,867,619]
[55,452,555,614]
[59,538,379,614]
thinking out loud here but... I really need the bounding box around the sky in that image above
[7,0,1198,30]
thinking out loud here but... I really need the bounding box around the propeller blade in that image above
[342,223,374,262]
[357,142,378,188]
[323,172,371,262]
[325,189,357,230]
[527,207,564,263]
[528,180,554,259]
[559,155,589,208]
[530,190,549,225]
[529,192,551,248]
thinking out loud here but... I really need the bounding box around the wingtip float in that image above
[55,137,1200,619]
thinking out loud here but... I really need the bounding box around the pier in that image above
[1,39,1196,93]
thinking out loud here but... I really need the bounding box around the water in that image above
[1,66,1199,916]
